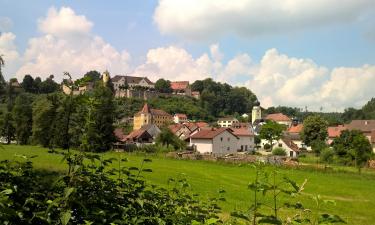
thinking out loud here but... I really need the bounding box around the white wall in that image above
[212,131,238,155]
[237,136,255,152]
[191,138,213,154]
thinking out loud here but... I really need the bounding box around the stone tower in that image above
[251,100,261,124]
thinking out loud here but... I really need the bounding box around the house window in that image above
[289,151,293,157]
[220,137,223,142]
[227,137,230,141]
[227,147,230,151]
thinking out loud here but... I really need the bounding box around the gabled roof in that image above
[135,104,171,117]
[125,128,151,140]
[190,128,238,139]
[169,124,183,133]
[111,75,154,85]
[265,113,291,122]
[195,121,209,128]
[288,124,303,134]
[327,125,346,138]
[346,120,375,133]
[231,127,254,137]
[170,81,189,90]
[217,117,239,122]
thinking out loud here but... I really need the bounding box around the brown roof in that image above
[169,124,183,133]
[265,113,291,122]
[135,103,171,117]
[170,81,189,90]
[281,137,300,152]
[125,128,150,140]
[346,120,375,133]
[327,125,346,138]
[288,124,303,134]
[195,121,209,128]
[190,128,238,139]
[231,127,254,137]
[111,75,154,85]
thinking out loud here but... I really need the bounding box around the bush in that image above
[272,147,287,156]
[264,143,271,150]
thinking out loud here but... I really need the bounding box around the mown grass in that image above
[1,145,375,225]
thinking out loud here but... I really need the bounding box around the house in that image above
[241,113,249,119]
[133,103,173,130]
[191,91,200,99]
[170,81,192,96]
[124,128,153,144]
[265,113,292,127]
[286,124,306,149]
[169,122,206,141]
[346,120,375,152]
[174,113,188,124]
[190,128,239,155]
[327,125,346,144]
[231,127,255,152]
[140,124,161,140]
[111,75,154,93]
[217,117,239,127]
[277,137,300,158]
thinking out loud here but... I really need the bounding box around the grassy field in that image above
[1,145,375,224]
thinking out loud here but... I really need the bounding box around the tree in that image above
[310,139,327,156]
[332,130,373,173]
[300,115,328,146]
[32,95,60,147]
[40,75,60,94]
[320,148,334,170]
[0,111,15,144]
[155,78,172,93]
[155,126,176,148]
[83,70,101,81]
[80,85,116,152]
[0,54,5,96]
[12,93,33,144]
[21,75,35,93]
[259,120,283,150]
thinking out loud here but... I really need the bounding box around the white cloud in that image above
[246,49,375,111]
[15,7,131,80]
[0,32,21,78]
[154,0,374,40]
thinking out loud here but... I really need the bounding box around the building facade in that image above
[217,117,239,127]
[133,103,172,130]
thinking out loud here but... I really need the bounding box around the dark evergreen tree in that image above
[12,93,33,144]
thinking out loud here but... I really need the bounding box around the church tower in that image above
[251,100,261,124]
[102,70,110,84]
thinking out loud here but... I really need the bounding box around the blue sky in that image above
[0,0,374,111]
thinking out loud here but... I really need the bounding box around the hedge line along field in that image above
[1,145,375,225]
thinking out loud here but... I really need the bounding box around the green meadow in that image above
[1,145,374,225]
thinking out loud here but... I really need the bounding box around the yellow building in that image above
[133,103,173,130]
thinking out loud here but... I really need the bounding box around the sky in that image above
[0,0,375,112]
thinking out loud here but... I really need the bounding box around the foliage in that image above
[231,164,345,225]
[12,93,33,144]
[259,120,284,150]
[0,151,222,224]
[301,115,328,146]
[320,148,335,170]
[155,78,172,93]
[310,140,327,156]
[191,78,257,117]
[0,54,5,97]
[156,126,186,150]
[332,130,373,173]
[272,147,287,156]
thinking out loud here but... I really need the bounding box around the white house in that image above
[217,117,239,128]
[190,128,239,155]
[232,127,255,152]
[276,138,300,158]
[111,75,155,92]
[173,113,188,124]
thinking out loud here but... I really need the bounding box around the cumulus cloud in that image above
[0,32,21,78]
[132,44,253,83]
[15,7,131,80]
[246,49,375,111]
[154,0,374,39]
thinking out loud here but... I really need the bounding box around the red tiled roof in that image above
[169,124,183,133]
[195,121,209,128]
[170,81,189,90]
[265,113,291,122]
[125,128,150,140]
[190,128,238,139]
[135,103,171,117]
[327,125,346,138]
[288,124,303,134]
[175,113,187,119]
[231,127,254,137]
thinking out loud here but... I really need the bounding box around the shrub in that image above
[264,143,271,150]
[272,147,286,156]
